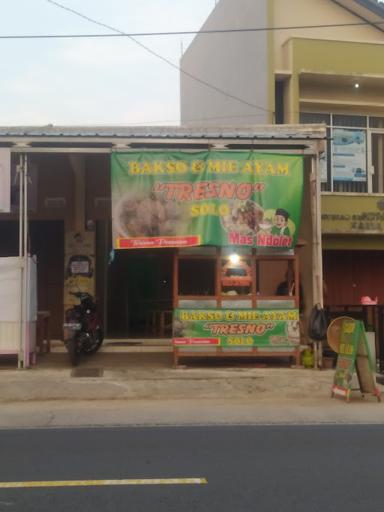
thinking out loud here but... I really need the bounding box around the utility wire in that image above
[100,112,270,126]
[1,19,384,39]
[70,109,307,126]
[44,0,272,114]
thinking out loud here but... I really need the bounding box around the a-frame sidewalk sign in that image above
[331,319,381,402]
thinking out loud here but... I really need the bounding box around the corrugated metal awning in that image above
[0,124,327,154]
[0,124,326,139]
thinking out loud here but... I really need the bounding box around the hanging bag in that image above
[308,303,328,341]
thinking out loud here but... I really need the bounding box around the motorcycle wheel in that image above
[82,327,104,355]
[67,337,80,366]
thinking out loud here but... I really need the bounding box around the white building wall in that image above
[180,0,270,126]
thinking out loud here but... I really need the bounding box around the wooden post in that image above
[310,153,324,369]
[294,255,300,310]
[310,153,324,308]
[252,249,257,308]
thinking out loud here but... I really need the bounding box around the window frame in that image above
[300,113,384,193]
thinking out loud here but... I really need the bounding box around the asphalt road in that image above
[0,425,383,512]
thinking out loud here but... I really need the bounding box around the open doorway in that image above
[0,220,64,339]
[106,249,174,338]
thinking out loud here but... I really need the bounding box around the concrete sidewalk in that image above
[0,349,383,428]
[0,350,335,402]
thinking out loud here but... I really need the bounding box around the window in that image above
[300,113,330,125]
[178,258,216,296]
[370,117,384,129]
[300,113,384,193]
[275,80,285,124]
[221,255,252,297]
[333,115,367,128]
[174,250,300,309]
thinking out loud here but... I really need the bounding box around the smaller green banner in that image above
[173,309,300,348]
[332,319,379,401]
[333,319,357,393]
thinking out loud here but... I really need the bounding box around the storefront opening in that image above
[106,249,174,338]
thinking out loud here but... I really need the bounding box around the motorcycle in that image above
[63,291,104,366]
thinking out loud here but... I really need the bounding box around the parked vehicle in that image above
[63,292,103,366]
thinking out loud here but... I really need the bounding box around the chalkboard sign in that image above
[332,319,381,402]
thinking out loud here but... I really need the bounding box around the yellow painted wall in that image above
[272,0,384,71]
[322,193,384,231]
[282,37,384,121]
[288,38,384,76]
[299,77,384,102]
[322,235,384,250]
[322,194,384,249]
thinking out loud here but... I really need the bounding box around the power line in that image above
[44,0,272,114]
[2,13,384,40]
[67,109,306,126]
[1,18,384,39]
[102,112,270,126]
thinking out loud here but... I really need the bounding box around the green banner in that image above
[111,151,303,249]
[332,319,357,393]
[173,308,300,348]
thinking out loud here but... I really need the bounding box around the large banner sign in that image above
[0,148,11,213]
[173,308,300,348]
[111,151,303,249]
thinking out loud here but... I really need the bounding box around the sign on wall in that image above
[332,128,367,182]
[63,231,95,317]
[322,195,384,234]
[173,308,300,348]
[111,151,303,250]
[0,148,11,213]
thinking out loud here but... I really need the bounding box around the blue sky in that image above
[0,0,216,126]
[1,0,383,127]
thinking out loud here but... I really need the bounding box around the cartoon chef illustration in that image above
[271,208,290,236]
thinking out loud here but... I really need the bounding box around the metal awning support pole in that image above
[17,153,29,369]
[22,154,29,367]
[312,152,323,308]
[17,154,24,369]
[310,152,324,370]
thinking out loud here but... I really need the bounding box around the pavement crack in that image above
[44,411,55,427]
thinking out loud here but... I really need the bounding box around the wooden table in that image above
[146,310,173,338]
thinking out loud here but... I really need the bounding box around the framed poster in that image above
[63,231,95,309]
[332,128,367,182]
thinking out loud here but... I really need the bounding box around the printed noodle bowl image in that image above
[115,192,188,238]
[221,200,264,235]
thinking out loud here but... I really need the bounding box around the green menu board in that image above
[332,319,380,402]
[173,308,300,348]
